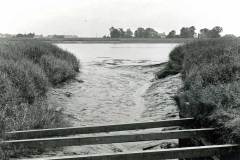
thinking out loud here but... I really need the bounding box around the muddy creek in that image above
[38,43,182,157]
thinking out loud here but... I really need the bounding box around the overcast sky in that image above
[0,0,239,37]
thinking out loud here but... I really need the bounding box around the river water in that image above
[39,43,182,157]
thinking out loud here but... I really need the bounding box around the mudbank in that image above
[23,58,182,158]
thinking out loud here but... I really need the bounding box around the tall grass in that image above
[158,38,240,143]
[155,44,185,78]
[0,39,80,158]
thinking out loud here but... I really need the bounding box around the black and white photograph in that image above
[0,0,240,159]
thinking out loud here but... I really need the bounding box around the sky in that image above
[0,0,240,37]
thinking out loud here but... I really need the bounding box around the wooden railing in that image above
[2,118,239,160]
[5,118,194,140]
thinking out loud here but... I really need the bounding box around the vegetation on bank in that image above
[158,38,240,143]
[0,39,79,158]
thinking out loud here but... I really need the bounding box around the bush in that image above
[155,44,184,78]
[0,72,18,107]
[4,98,68,131]
[19,59,49,96]
[0,39,78,158]
[40,55,76,84]
[14,40,80,72]
[0,39,80,73]
[166,38,240,143]
[0,59,36,104]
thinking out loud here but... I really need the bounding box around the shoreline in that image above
[1,37,193,44]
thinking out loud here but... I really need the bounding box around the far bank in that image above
[1,37,194,44]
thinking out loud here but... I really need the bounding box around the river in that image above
[38,43,182,157]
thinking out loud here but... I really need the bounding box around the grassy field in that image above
[158,37,240,144]
[0,39,80,158]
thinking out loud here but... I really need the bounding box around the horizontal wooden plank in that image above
[200,138,220,160]
[19,144,240,160]
[2,128,213,148]
[6,118,194,140]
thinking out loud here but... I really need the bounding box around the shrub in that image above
[15,40,80,72]
[0,39,78,158]
[0,72,18,107]
[0,39,80,73]
[39,55,76,84]
[18,59,49,96]
[167,38,240,143]
[4,98,68,131]
[155,44,184,78]
[0,59,36,104]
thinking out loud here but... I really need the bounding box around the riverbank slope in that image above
[158,37,240,144]
[0,39,80,158]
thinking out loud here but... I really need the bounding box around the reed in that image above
[158,38,240,143]
[0,39,79,158]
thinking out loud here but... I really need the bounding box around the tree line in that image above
[107,27,164,38]
[16,33,35,38]
[106,26,223,39]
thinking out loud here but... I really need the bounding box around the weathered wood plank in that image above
[200,138,220,160]
[19,144,240,160]
[6,118,194,140]
[3,128,214,148]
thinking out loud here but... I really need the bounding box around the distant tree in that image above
[118,28,125,38]
[210,26,223,38]
[125,28,133,38]
[166,30,176,38]
[144,28,159,38]
[134,27,145,38]
[189,26,196,37]
[109,27,121,38]
[180,27,188,38]
[180,26,196,38]
[16,34,24,38]
[199,28,210,38]
[16,33,35,38]
[199,26,223,38]
[134,27,160,38]
[27,33,35,38]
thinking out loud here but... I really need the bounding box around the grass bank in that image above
[157,38,240,144]
[0,39,80,158]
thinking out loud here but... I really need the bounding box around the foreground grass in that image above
[158,38,240,144]
[0,39,80,158]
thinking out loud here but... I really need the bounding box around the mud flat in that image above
[27,58,182,158]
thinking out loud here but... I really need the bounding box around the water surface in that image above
[57,43,178,63]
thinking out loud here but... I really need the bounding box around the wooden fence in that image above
[1,118,239,160]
